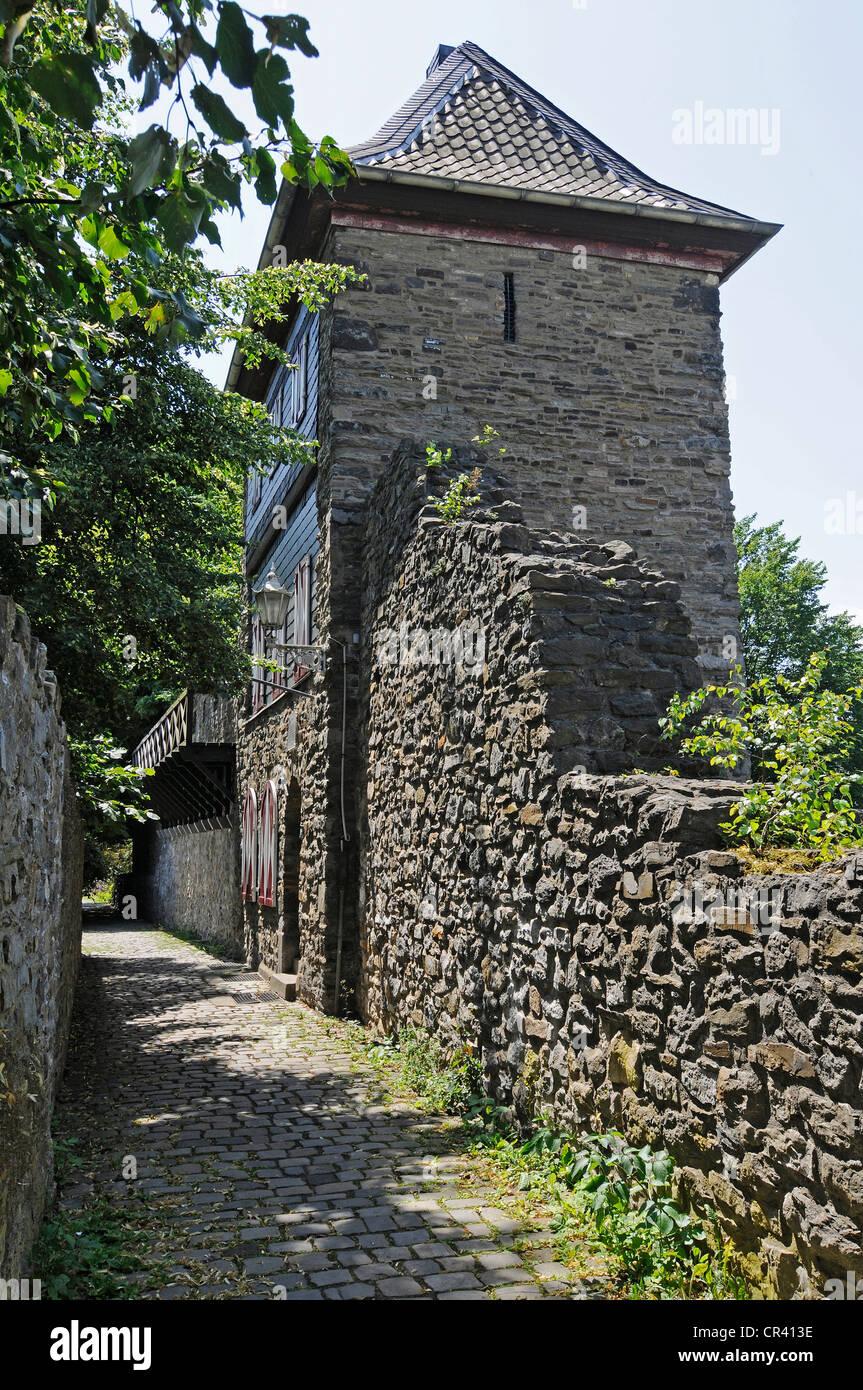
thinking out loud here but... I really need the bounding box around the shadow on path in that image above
[49,922,599,1301]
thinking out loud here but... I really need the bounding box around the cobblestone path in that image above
[54,923,597,1301]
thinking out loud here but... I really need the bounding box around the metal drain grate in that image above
[227,989,281,1004]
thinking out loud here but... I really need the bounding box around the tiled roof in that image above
[350,41,747,219]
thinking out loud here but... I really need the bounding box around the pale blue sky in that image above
[197,0,862,622]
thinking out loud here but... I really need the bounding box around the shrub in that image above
[660,651,863,859]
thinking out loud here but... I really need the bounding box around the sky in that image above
[193,0,863,623]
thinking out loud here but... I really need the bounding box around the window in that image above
[249,468,263,511]
[290,335,308,426]
[241,786,258,902]
[258,780,278,907]
[292,553,312,683]
[503,272,516,342]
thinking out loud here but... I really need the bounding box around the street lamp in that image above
[252,567,291,632]
[250,566,327,688]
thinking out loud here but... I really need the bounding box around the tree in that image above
[0,246,350,746]
[735,515,863,690]
[735,514,863,784]
[0,2,359,856]
[0,0,353,498]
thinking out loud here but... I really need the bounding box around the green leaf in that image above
[262,13,318,57]
[157,189,207,252]
[201,158,243,209]
[140,65,161,112]
[97,225,130,261]
[313,154,334,186]
[189,25,219,76]
[79,182,105,214]
[0,369,12,396]
[251,51,294,128]
[253,147,277,204]
[127,126,170,198]
[29,53,102,130]
[216,2,257,88]
[191,84,248,143]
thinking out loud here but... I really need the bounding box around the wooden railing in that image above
[132,690,190,770]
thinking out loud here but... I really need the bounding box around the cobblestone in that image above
[53,924,593,1300]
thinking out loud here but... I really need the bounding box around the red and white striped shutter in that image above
[251,614,266,711]
[292,555,311,684]
[241,785,258,902]
[258,779,278,907]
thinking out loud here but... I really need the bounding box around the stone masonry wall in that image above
[138,817,242,956]
[235,618,357,1011]
[0,597,83,1278]
[357,468,863,1298]
[132,695,243,956]
[321,223,739,678]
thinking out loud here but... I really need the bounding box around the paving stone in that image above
[309,1269,352,1287]
[425,1272,483,1291]
[533,1262,574,1280]
[242,1257,284,1275]
[52,925,602,1303]
[376,1277,425,1297]
[478,1250,523,1269]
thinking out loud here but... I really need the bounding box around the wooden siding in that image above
[248,478,319,710]
[246,307,320,546]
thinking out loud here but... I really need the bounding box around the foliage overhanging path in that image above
[0,0,355,500]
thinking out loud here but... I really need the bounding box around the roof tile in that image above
[349,40,749,219]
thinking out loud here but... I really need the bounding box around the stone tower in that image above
[224,41,779,1008]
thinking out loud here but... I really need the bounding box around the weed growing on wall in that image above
[425,425,506,525]
[358,1027,748,1300]
[465,1112,748,1301]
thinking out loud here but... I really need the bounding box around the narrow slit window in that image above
[503,272,516,342]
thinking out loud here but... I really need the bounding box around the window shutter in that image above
[241,786,258,902]
[258,780,278,907]
[292,554,312,683]
[251,614,266,711]
[271,612,287,694]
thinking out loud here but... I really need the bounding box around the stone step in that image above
[258,962,297,1001]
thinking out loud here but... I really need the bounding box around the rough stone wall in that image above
[137,817,242,956]
[360,440,706,783]
[235,214,743,1008]
[0,598,83,1277]
[356,475,863,1297]
[235,632,357,1011]
[132,695,242,955]
[321,223,739,678]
